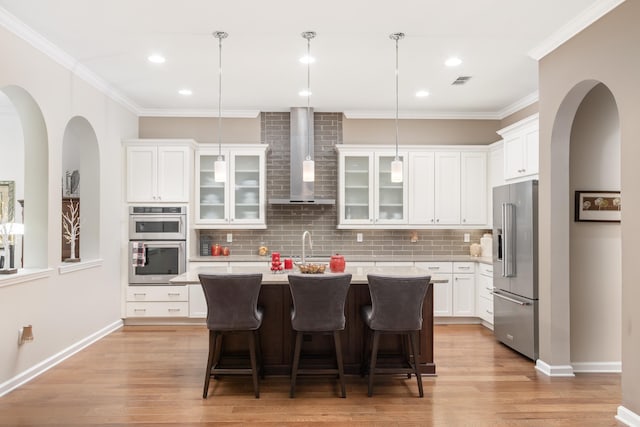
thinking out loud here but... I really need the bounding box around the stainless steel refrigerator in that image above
[492,180,538,360]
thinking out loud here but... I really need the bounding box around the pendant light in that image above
[213,31,228,182]
[390,32,404,183]
[301,31,316,182]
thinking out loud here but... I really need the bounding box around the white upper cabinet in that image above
[408,152,435,224]
[498,114,539,181]
[433,151,461,225]
[339,153,374,225]
[337,147,407,227]
[340,145,488,229]
[195,144,267,229]
[125,140,193,203]
[460,151,487,225]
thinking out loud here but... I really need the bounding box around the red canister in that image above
[329,254,346,273]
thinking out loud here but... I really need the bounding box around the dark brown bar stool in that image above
[199,273,263,398]
[287,273,352,398]
[361,274,431,397]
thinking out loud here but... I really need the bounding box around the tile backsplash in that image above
[199,112,489,257]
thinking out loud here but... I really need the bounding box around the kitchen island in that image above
[170,266,436,376]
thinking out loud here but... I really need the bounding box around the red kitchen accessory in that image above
[330,254,346,273]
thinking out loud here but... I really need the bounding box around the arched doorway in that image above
[568,83,621,371]
[0,85,48,269]
[547,80,622,373]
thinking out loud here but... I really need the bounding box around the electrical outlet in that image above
[463,233,470,243]
[226,233,233,243]
[356,233,363,243]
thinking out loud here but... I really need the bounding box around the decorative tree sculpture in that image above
[62,199,80,261]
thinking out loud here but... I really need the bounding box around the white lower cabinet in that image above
[416,262,453,316]
[126,286,189,317]
[477,263,494,326]
[416,262,476,318]
[188,284,207,318]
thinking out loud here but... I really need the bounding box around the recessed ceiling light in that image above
[148,54,166,64]
[445,57,462,67]
[299,89,312,97]
[178,89,192,96]
[299,55,316,64]
[415,90,430,97]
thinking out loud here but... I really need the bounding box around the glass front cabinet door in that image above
[374,153,408,224]
[339,153,374,226]
[196,145,267,229]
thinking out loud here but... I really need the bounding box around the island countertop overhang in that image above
[170,265,440,285]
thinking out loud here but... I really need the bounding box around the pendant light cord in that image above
[394,35,399,160]
[306,34,312,161]
[217,34,223,157]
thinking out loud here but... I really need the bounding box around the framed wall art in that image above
[574,191,621,222]
[0,180,15,223]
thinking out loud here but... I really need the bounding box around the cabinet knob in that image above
[436,219,440,223]
[430,219,434,223]
[462,219,466,223]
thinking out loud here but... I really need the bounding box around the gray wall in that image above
[538,0,639,415]
[343,117,501,145]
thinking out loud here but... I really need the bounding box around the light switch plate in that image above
[356,233,363,243]
[226,233,233,243]
[463,233,470,242]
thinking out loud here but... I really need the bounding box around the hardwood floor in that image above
[0,324,621,426]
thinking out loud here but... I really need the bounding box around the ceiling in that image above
[0,0,619,118]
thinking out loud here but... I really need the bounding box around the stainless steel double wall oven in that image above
[128,206,186,285]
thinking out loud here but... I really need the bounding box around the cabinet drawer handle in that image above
[458,266,471,270]
[485,287,495,291]
[168,308,181,312]
[428,266,440,270]
[167,292,181,296]
[133,293,146,296]
[486,310,493,315]
[134,308,146,312]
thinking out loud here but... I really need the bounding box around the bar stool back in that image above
[199,273,263,398]
[362,274,431,397]
[287,273,352,398]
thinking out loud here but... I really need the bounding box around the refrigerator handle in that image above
[502,203,515,278]
[492,291,529,306]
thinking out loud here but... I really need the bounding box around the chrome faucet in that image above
[302,230,313,264]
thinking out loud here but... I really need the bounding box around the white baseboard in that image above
[0,319,123,397]
[616,405,640,427]
[535,359,575,377]
[572,361,622,373]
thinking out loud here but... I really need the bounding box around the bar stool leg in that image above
[368,331,380,397]
[361,327,370,377]
[255,330,265,379]
[333,331,346,398]
[290,331,303,398]
[409,331,424,398]
[203,330,217,398]
[248,331,260,398]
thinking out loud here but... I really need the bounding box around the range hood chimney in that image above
[269,107,335,205]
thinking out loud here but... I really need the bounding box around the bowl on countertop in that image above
[296,263,326,274]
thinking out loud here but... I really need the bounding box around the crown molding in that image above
[138,109,260,118]
[343,110,501,120]
[0,6,140,115]
[528,0,626,60]
[498,91,539,119]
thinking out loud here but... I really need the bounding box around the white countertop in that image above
[170,265,440,285]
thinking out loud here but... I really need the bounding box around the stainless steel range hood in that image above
[269,107,335,205]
